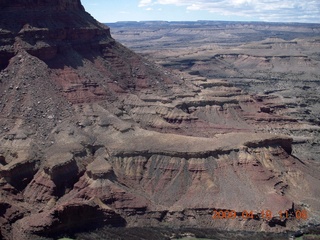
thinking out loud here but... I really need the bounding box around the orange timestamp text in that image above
[212,209,308,220]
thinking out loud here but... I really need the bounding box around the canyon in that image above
[0,1,320,239]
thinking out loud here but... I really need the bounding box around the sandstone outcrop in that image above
[0,1,320,239]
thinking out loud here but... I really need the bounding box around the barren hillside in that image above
[0,3,319,240]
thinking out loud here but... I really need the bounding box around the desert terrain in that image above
[109,21,320,162]
[0,1,320,239]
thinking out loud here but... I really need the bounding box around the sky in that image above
[81,0,320,24]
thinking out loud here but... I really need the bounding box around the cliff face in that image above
[0,0,109,67]
[0,1,319,239]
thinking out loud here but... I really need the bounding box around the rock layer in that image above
[109,21,320,161]
[0,1,320,240]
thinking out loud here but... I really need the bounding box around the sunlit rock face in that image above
[0,1,319,239]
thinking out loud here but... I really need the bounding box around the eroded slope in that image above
[0,4,319,240]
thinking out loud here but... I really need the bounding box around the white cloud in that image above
[138,0,320,23]
[138,0,153,7]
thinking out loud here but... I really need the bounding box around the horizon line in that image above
[104,20,320,25]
